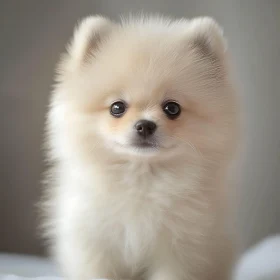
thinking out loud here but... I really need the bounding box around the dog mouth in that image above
[134,142,157,149]
[131,139,159,150]
[112,137,164,154]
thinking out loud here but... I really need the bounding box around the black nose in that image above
[135,120,157,137]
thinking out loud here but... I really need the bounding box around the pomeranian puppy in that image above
[42,14,238,280]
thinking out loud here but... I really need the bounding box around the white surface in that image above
[0,254,59,277]
[0,277,60,280]
[0,254,107,280]
[234,235,280,280]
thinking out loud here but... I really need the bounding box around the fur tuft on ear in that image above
[187,17,227,60]
[66,16,115,70]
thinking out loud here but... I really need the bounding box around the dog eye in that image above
[110,101,127,117]
[162,101,181,119]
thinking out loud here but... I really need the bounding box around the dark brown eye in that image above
[163,101,181,119]
[110,101,126,117]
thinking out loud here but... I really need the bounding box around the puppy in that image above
[42,14,238,280]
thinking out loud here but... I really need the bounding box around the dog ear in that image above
[186,17,227,61]
[61,16,115,74]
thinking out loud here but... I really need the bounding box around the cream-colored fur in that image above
[42,14,238,280]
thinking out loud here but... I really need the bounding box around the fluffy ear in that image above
[65,16,115,70]
[187,17,227,61]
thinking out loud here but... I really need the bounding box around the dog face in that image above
[48,16,237,162]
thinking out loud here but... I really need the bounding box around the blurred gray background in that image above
[0,0,279,256]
